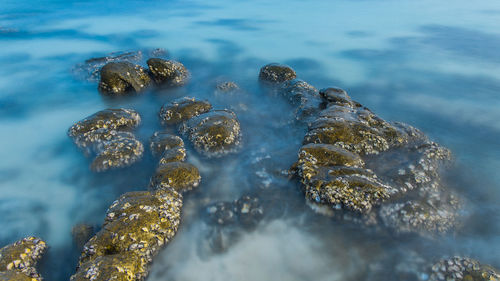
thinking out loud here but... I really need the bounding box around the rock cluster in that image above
[71,130,200,280]
[429,257,500,281]
[0,237,47,281]
[97,57,189,95]
[159,97,242,158]
[68,108,144,172]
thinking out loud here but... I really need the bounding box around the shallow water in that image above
[1,0,500,280]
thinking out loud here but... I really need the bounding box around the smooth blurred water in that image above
[1,1,500,280]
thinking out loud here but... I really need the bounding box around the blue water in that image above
[1,1,500,280]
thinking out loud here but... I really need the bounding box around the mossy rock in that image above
[0,270,37,281]
[298,143,365,168]
[149,132,184,157]
[215,81,240,93]
[319,87,354,106]
[72,252,147,281]
[150,162,201,193]
[159,97,212,125]
[179,110,241,157]
[147,58,189,87]
[98,62,151,95]
[0,237,46,280]
[72,223,95,250]
[259,63,297,84]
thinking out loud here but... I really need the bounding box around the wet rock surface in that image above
[159,97,212,125]
[71,223,95,250]
[98,62,152,95]
[293,86,462,235]
[278,79,323,121]
[179,110,242,157]
[429,257,500,281]
[68,108,144,172]
[147,58,190,87]
[72,189,183,281]
[258,63,297,84]
[0,237,47,280]
[149,132,184,157]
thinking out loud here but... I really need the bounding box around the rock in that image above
[429,257,500,281]
[91,134,144,172]
[68,108,144,172]
[159,97,212,125]
[147,58,189,87]
[71,223,94,250]
[150,162,201,193]
[258,63,297,84]
[74,50,144,82]
[0,237,47,280]
[74,189,182,281]
[158,147,186,165]
[278,79,322,121]
[149,132,184,157]
[215,81,240,93]
[293,87,463,235]
[319,87,354,106]
[206,202,237,226]
[179,110,241,157]
[234,195,264,229]
[71,252,147,281]
[98,62,152,95]
[68,108,141,149]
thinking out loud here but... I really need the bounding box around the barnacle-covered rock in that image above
[429,257,500,281]
[234,195,264,228]
[68,108,141,149]
[159,97,212,125]
[98,62,152,95]
[71,252,147,281]
[91,135,144,172]
[179,110,241,157]
[0,237,47,280]
[150,162,201,193]
[147,58,189,87]
[278,79,322,120]
[158,147,186,165]
[68,108,144,172]
[149,132,184,157]
[206,202,237,226]
[74,189,182,280]
[294,87,463,235]
[258,63,297,84]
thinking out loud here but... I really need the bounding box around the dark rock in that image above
[179,110,241,157]
[71,223,94,250]
[98,62,152,95]
[159,97,212,125]
[147,58,190,87]
[149,132,184,157]
[258,63,297,84]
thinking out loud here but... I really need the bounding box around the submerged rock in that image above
[259,63,297,84]
[71,223,95,250]
[293,87,462,235]
[159,97,212,125]
[150,162,201,193]
[98,61,152,95]
[179,110,241,157]
[0,237,47,280]
[147,58,190,87]
[215,81,240,94]
[429,257,500,281]
[158,147,186,165]
[68,108,144,172]
[149,132,184,157]
[73,189,182,281]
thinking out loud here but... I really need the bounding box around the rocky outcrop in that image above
[0,237,47,281]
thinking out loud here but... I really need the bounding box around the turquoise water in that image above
[1,1,500,280]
